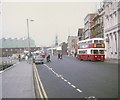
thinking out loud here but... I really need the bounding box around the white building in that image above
[103,0,120,59]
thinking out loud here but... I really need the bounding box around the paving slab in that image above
[2,61,35,98]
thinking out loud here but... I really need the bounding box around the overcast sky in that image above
[1,1,103,47]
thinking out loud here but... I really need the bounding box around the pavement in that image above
[104,58,119,64]
[1,60,35,98]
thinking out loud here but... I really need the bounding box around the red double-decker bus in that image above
[76,38,105,61]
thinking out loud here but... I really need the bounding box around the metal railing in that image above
[0,57,17,71]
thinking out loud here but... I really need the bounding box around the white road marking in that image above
[88,96,96,98]
[61,77,64,80]
[71,85,76,88]
[44,64,83,94]
[0,71,3,74]
[53,71,57,75]
[67,82,71,85]
[59,75,62,77]
[50,68,52,70]
[64,79,67,82]
[56,74,60,77]
[76,89,82,92]
[55,73,59,76]
[54,72,58,76]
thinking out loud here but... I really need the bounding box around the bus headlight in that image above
[95,56,97,58]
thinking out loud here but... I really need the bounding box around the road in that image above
[36,55,118,98]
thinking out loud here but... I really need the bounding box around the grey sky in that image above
[2,1,102,47]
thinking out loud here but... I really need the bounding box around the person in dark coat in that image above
[47,54,51,62]
[58,53,60,60]
[18,54,21,62]
[60,53,62,59]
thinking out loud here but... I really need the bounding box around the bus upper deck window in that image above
[88,40,92,44]
[99,40,104,43]
[94,40,98,43]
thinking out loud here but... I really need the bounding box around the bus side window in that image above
[94,40,98,43]
[99,40,104,43]
[93,50,98,54]
[99,50,104,54]
[88,40,92,44]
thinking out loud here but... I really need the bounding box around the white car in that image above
[33,55,45,64]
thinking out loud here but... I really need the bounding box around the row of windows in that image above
[79,40,104,45]
[106,31,117,42]
[111,52,117,54]
[105,11,117,21]
[79,50,104,54]
[3,49,23,51]
[2,48,39,52]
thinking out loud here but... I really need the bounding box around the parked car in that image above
[33,54,45,64]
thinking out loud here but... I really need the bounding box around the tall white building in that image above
[103,0,120,59]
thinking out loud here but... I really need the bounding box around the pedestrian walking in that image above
[60,53,62,59]
[46,54,51,62]
[25,55,28,63]
[58,53,60,60]
[18,54,21,62]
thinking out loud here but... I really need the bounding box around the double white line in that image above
[33,64,48,99]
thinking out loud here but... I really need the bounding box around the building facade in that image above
[77,28,84,41]
[103,0,120,59]
[0,38,36,48]
[91,8,105,38]
[67,36,77,56]
[0,47,41,57]
[84,13,97,39]
[60,42,68,55]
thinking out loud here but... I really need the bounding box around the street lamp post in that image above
[26,18,34,56]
